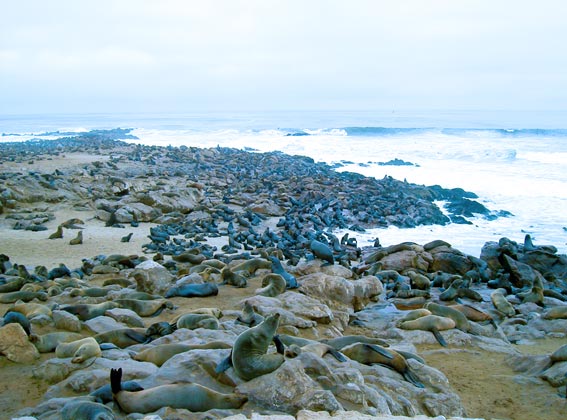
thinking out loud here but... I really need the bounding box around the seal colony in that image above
[0,129,566,420]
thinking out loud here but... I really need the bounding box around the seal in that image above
[91,381,144,404]
[165,282,218,298]
[0,290,48,303]
[60,301,119,321]
[424,302,472,334]
[48,225,64,240]
[0,276,25,293]
[110,367,247,413]
[3,311,31,335]
[255,273,286,297]
[284,342,347,362]
[398,314,456,347]
[320,335,390,350]
[61,400,115,420]
[69,230,83,245]
[451,303,497,328]
[341,343,424,388]
[55,337,101,363]
[176,313,220,330]
[310,239,334,265]
[490,288,516,317]
[269,256,298,289]
[145,321,177,340]
[94,328,148,348]
[69,287,109,298]
[235,300,264,327]
[231,313,284,380]
[115,298,172,317]
[187,307,223,318]
[30,331,84,353]
[134,341,232,367]
[543,306,567,320]
[390,296,427,310]
[220,267,247,288]
[231,258,272,276]
[406,270,431,290]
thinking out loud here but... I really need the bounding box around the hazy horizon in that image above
[2,1,567,115]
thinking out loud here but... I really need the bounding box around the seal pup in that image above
[310,239,335,265]
[269,256,298,289]
[341,343,424,388]
[61,400,115,420]
[255,273,286,297]
[55,337,101,363]
[398,315,456,347]
[69,230,83,245]
[30,331,84,353]
[236,300,264,327]
[121,232,133,243]
[110,367,247,413]
[231,313,285,380]
[221,266,248,288]
[284,342,347,362]
[48,225,63,240]
[176,313,220,330]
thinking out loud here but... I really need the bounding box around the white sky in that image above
[1,0,566,114]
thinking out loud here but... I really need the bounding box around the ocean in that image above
[2,110,566,256]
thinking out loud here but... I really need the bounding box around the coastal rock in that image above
[244,295,317,329]
[428,247,473,275]
[540,361,567,387]
[376,250,431,273]
[105,307,145,328]
[0,323,40,363]
[131,260,174,295]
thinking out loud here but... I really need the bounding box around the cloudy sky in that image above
[1,0,566,114]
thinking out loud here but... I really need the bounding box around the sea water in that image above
[2,110,566,256]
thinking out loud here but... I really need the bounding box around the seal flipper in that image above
[273,335,285,355]
[364,343,395,360]
[328,348,348,362]
[402,368,425,388]
[431,328,447,347]
[110,367,122,394]
[124,330,148,344]
[216,350,233,373]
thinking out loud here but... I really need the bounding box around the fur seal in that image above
[406,270,431,290]
[236,300,264,327]
[0,276,25,293]
[91,381,144,404]
[284,342,347,361]
[221,267,247,288]
[3,311,31,335]
[0,290,47,303]
[48,225,64,240]
[490,288,516,317]
[134,341,232,366]
[61,400,115,420]
[269,256,298,289]
[450,303,497,328]
[424,302,472,334]
[398,314,456,347]
[320,335,390,350]
[55,337,101,363]
[145,321,177,340]
[400,308,432,322]
[165,282,218,298]
[176,313,220,330]
[187,307,223,318]
[231,258,272,275]
[341,343,424,388]
[94,328,148,348]
[390,296,427,310]
[110,367,247,413]
[231,313,284,380]
[60,301,119,321]
[255,273,286,297]
[115,298,172,317]
[543,306,567,320]
[172,252,206,264]
[310,239,335,265]
[30,331,84,353]
[69,230,83,245]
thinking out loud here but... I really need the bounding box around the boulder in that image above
[131,260,174,295]
[0,323,40,363]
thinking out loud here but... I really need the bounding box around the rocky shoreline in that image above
[0,130,566,420]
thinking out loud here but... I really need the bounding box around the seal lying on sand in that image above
[110,367,247,413]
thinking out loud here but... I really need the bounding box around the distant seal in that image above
[172,252,206,264]
[341,343,424,388]
[165,282,218,298]
[390,296,427,310]
[398,314,456,347]
[110,367,247,413]
[320,335,390,350]
[255,273,286,297]
[115,298,172,317]
[187,307,223,318]
[310,240,334,265]
[60,301,119,321]
[231,313,284,380]
[236,300,264,327]
[284,342,347,362]
[3,311,31,335]
[0,290,47,303]
[94,328,148,348]
[69,287,109,298]
[543,306,567,320]
[134,341,232,367]
[269,256,298,289]
[221,267,247,288]
[231,258,272,276]
[61,400,115,420]
[0,276,25,293]
[490,288,516,317]
[55,337,101,363]
[176,313,220,330]
[406,270,431,290]
[30,331,84,353]
[48,225,64,240]
[69,230,83,245]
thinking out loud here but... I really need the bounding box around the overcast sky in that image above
[1,0,566,114]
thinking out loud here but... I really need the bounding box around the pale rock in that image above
[540,360,567,387]
[105,307,145,328]
[0,323,40,363]
[376,250,430,272]
[131,260,174,295]
[321,264,354,279]
[52,309,82,332]
[84,315,126,334]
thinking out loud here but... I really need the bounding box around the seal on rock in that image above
[30,331,84,353]
[3,311,31,335]
[320,335,390,350]
[115,298,172,317]
[231,313,285,380]
[341,343,424,388]
[176,313,220,330]
[255,273,286,297]
[55,337,101,363]
[60,301,119,321]
[490,288,516,317]
[94,328,148,348]
[61,400,115,420]
[398,314,456,347]
[284,342,347,362]
[269,256,298,289]
[110,367,247,413]
[134,341,232,367]
[236,300,264,327]
[310,239,335,265]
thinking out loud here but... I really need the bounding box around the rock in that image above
[377,250,431,272]
[131,260,174,295]
[428,247,473,275]
[278,292,335,324]
[105,308,145,328]
[540,361,567,387]
[83,315,127,334]
[501,255,544,288]
[0,323,40,363]
[52,310,82,332]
